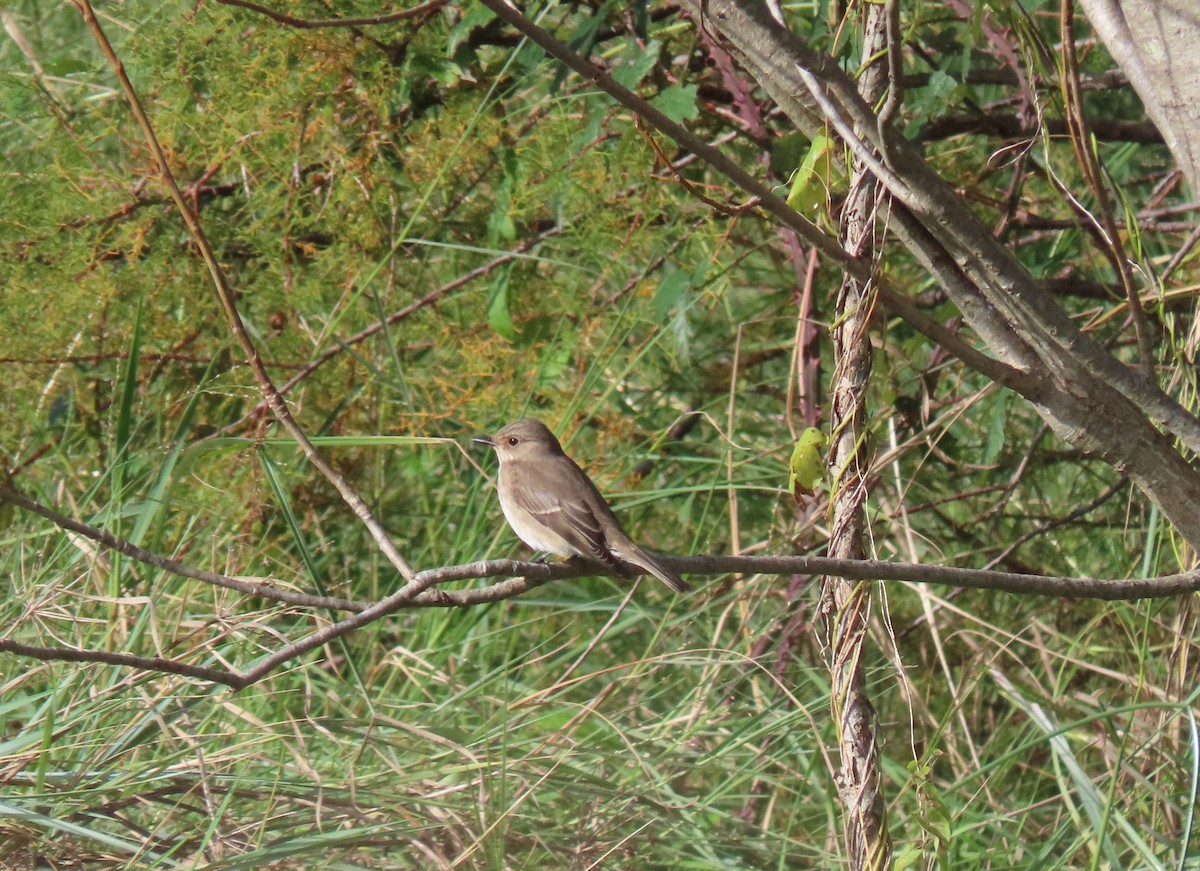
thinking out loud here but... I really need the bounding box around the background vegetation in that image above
[1,0,1196,867]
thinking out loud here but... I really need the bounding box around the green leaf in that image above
[786,133,843,217]
[533,345,572,391]
[892,842,927,871]
[486,174,516,244]
[983,393,1009,463]
[788,427,828,498]
[651,84,699,123]
[653,265,691,321]
[513,40,547,72]
[42,57,90,77]
[552,1,613,88]
[514,315,554,348]
[611,39,661,90]
[487,273,518,341]
[447,2,497,55]
[114,294,143,459]
[926,70,959,101]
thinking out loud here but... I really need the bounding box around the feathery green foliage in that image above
[2,0,1197,867]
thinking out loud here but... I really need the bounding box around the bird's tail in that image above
[619,545,691,593]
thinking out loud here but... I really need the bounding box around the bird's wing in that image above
[507,466,624,569]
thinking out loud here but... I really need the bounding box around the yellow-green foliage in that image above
[1,1,1196,867]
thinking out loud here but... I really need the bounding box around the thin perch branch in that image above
[6,474,1199,690]
[4,484,1198,607]
[4,550,1199,690]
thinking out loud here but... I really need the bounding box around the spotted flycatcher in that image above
[474,418,690,593]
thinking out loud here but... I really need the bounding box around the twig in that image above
[6,476,1200,603]
[214,0,449,29]
[1060,0,1154,377]
[0,640,244,687]
[0,484,364,612]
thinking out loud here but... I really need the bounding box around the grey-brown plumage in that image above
[474,418,690,593]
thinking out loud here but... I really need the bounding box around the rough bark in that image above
[1077,0,1200,191]
[818,3,893,866]
[680,0,1200,552]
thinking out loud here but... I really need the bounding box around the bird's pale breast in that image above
[496,467,580,556]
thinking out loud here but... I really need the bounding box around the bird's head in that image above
[473,418,565,462]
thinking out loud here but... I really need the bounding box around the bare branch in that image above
[4,549,1199,690]
[0,484,364,612]
[918,113,1163,145]
[7,474,1198,604]
[6,472,1199,691]
[214,0,449,30]
[0,639,245,687]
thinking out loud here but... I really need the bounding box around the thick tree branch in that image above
[471,0,1034,396]
[686,0,1200,452]
[674,0,1200,552]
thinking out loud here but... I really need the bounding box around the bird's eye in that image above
[508,436,519,446]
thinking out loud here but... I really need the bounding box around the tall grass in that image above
[1,0,1197,867]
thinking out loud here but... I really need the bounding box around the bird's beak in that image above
[472,435,496,447]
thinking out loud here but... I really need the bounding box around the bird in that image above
[473,418,690,593]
